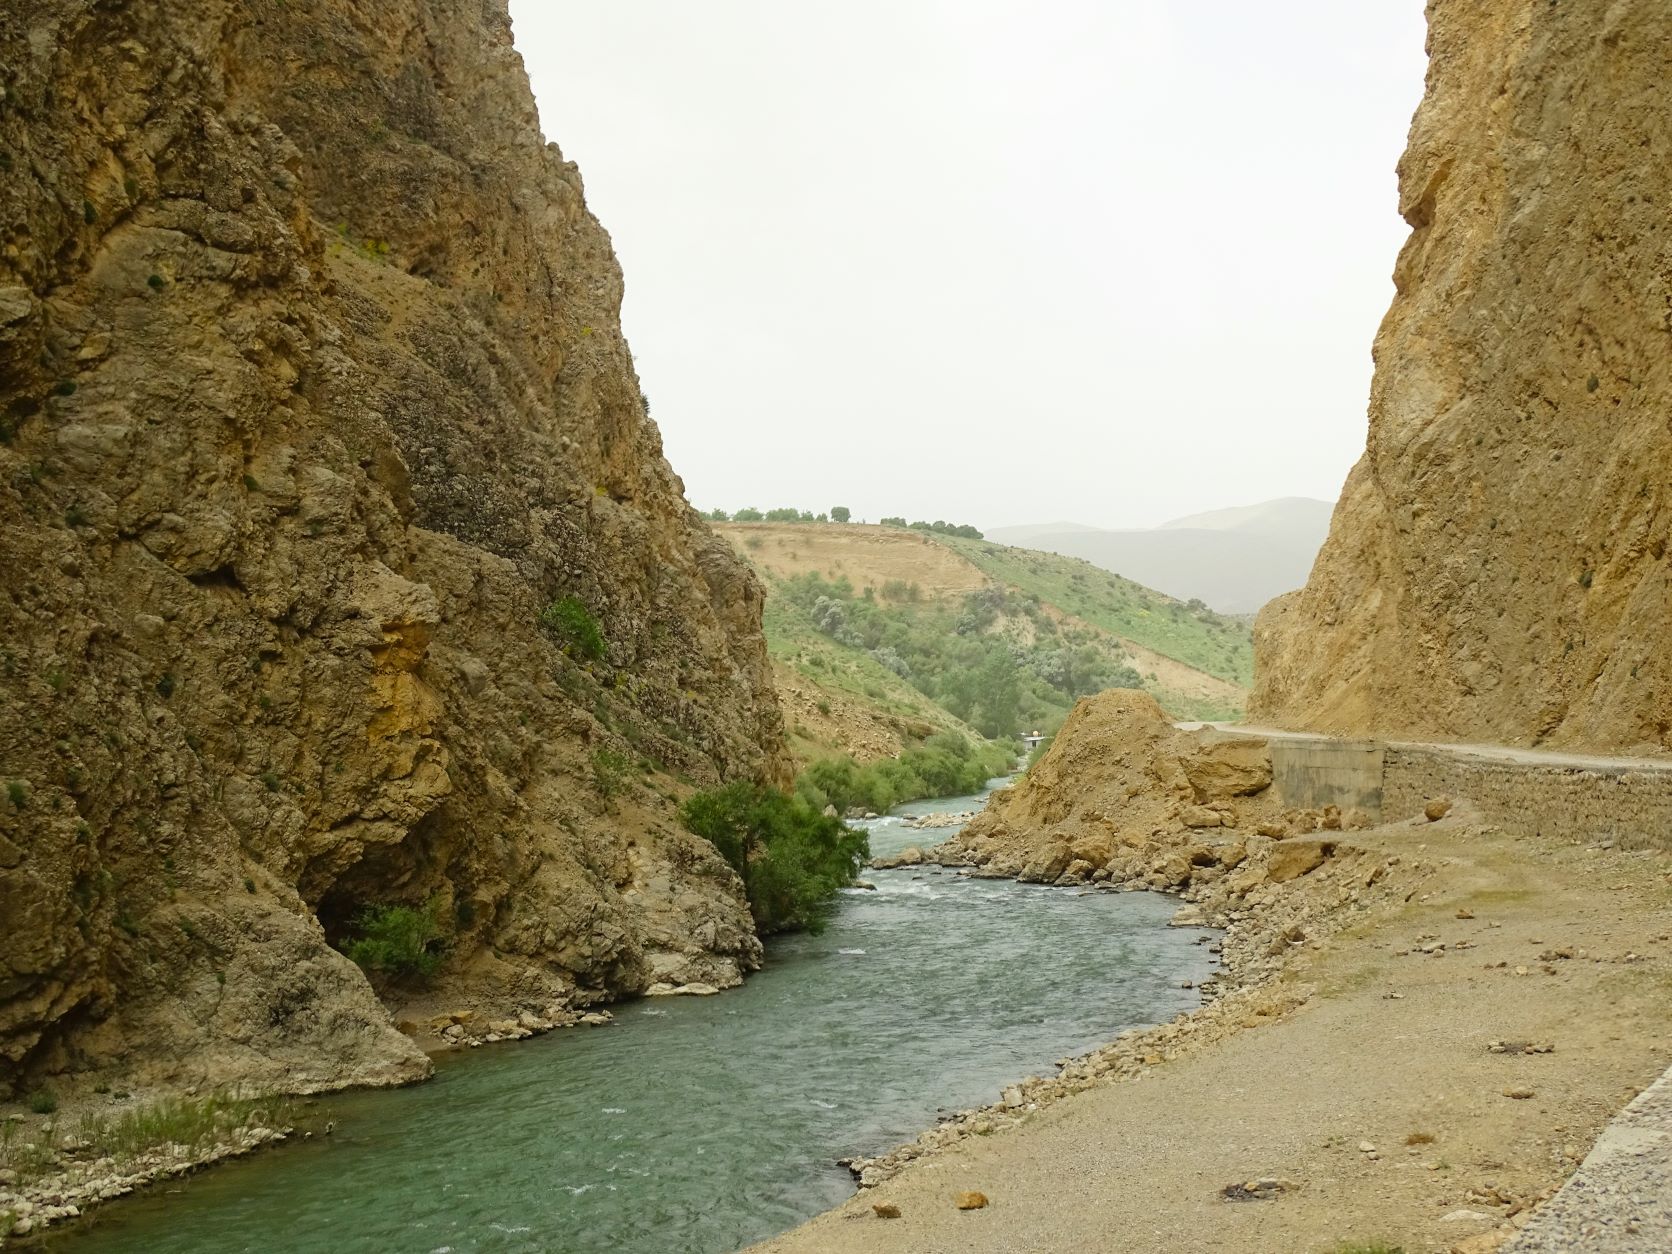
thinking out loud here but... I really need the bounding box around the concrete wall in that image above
[1234,731,1672,851]
[1269,739,1385,818]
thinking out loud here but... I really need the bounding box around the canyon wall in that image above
[1251,0,1672,755]
[0,0,787,1094]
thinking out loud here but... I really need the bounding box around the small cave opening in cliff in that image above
[310,810,455,952]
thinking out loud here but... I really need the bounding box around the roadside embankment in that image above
[755,814,1672,1253]
[752,691,1672,1253]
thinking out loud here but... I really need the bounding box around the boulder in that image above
[1152,853,1193,887]
[1182,736,1273,799]
[871,846,925,869]
[1215,840,1248,869]
[1425,796,1453,822]
[1180,805,1225,828]
[1059,858,1098,884]
[955,1191,989,1211]
[1018,842,1075,884]
[1255,820,1288,839]
[1265,839,1336,883]
[1070,835,1114,866]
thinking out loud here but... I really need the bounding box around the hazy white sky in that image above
[510,2,1427,530]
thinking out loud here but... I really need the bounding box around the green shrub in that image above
[26,1087,58,1115]
[591,747,634,804]
[342,897,446,983]
[680,783,868,935]
[795,733,1013,815]
[5,781,25,809]
[540,596,606,661]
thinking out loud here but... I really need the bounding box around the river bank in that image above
[7,780,1223,1251]
[751,807,1672,1253]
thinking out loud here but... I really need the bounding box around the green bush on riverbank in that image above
[793,732,1014,815]
[342,898,447,983]
[680,783,868,935]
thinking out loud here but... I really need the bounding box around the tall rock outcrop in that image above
[0,0,787,1094]
[1252,1,1672,755]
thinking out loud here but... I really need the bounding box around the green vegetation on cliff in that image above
[680,784,868,934]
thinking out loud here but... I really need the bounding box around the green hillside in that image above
[937,535,1254,686]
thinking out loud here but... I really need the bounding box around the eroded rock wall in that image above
[1251,1,1672,754]
[0,0,787,1093]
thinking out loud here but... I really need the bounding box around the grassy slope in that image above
[727,524,1252,755]
[763,588,986,764]
[936,535,1255,687]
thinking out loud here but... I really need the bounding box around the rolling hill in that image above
[987,496,1334,614]
[719,522,1251,766]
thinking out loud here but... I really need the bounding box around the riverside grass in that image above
[0,1091,305,1186]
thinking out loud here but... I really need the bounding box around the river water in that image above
[51,782,1216,1254]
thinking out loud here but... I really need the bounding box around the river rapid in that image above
[49,781,1217,1254]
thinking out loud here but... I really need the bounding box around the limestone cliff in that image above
[0,0,788,1095]
[1251,1,1672,754]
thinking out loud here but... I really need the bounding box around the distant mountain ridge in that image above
[988,497,1334,614]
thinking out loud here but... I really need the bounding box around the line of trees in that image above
[705,506,980,539]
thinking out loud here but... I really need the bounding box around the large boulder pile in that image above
[937,690,1368,900]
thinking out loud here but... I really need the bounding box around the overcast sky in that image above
[509,2,1428,531]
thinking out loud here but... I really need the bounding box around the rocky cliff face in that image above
[940,691,1282,884]
[0,0,787,1095]
[1251,1,1672,755]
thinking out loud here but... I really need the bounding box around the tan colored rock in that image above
[1215,840,1248,870]
[1265,840,1336,884]
[955,1191,989,1211]
[1425,797,1454,822]
[1451,1231,1513,1254]
[1181,737,1273,800]
[871,847,925,870]
[1181,805,1225,829]
[1018,843,1076,884]
[940,692,1279,876]
[1070,835,1115,867]
[872,1202,901,1219]
[0,0,785,1096]
[1250,0,1672,755]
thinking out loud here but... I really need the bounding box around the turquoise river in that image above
[49,782,1217,1253]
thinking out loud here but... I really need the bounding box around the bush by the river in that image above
[794,732,1014,815]
[680,783,869,934]
[342,898,447,983]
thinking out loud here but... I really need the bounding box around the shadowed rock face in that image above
[1251,0,1672,755]
[0,0,787,1093]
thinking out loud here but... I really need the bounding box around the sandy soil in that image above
[718,523,991,601]
[751,820,1672,1253]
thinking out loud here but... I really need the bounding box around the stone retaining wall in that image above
[1244,731,1672,851]
[1382,748,1672,850]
